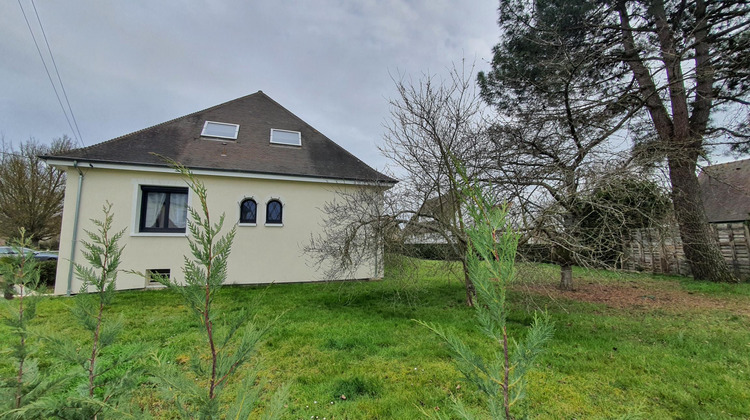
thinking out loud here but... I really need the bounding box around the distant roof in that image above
[415,193,458,223]
[699,158,750,223]
[43,91,396,184]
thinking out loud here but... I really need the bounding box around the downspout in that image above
[66,161,85,296]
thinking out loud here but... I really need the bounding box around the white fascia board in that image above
[45,159,393,187]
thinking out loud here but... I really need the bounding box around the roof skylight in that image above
[270,129,301,146]
[202,121,239,139]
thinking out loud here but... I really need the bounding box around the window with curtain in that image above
[266,199,283,224]
[239,198,257,224]
[139,186,189,233]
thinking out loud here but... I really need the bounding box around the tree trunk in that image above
[462,259,476,307]
[556,208,575,291]
[559,264,573,290]
[669,158,737,282]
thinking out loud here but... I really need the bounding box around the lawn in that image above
[2,260,750,419]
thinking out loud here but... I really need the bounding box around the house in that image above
[623,158,750,278]
[699,158,750,224]
[698,158,750,278]
[43,91,396,295]
[400,193,464,260]
[403,193,459,245]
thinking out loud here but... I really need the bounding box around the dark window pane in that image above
[140,186,188,233]
[240,199,257,224]
[266,200,282,224]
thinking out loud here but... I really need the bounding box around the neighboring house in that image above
[699,158,750,278]
[699,158,750,224]
[400,193,465,260]
[42,91,396,295]
[403,193,459,245]
[624,158,750,278]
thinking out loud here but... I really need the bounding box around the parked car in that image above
[31,251,58,261]
[0,246,36,256]
[0,246,59,261]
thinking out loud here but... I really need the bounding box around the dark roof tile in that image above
[699,158,750,222]
[44,92,396,184]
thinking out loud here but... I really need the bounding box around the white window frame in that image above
[270,129,302,147]
[201,121,240,140]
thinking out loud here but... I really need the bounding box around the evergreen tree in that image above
[49,203,143,419]
[0,230,66,419]
[479,0,749,282]
[419,172,553,419]
[145,160,287,419]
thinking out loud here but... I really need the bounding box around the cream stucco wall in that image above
[54,167,383,295]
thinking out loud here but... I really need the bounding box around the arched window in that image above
[239,199,257,224]
[266,199,283,224]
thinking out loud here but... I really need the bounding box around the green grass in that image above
[2,259,750,418]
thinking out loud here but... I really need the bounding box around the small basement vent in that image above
[146,269,170,287]
[270,129,301,146]
[202,121,239,139]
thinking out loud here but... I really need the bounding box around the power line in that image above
[30,0,84,145]
[17,0,86,151]
[0,150,28,159]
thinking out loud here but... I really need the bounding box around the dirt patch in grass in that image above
[517,280,750,317]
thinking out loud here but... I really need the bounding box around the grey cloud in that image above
[1,0,499,171]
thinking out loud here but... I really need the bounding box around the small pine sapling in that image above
[0,230,66,419]
[147,160,286,419]
[50,202,143,419]
[418,175,554,419]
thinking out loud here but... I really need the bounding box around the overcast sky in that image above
[1,1,500,173]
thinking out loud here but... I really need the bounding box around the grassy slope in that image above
[2,260,750,419]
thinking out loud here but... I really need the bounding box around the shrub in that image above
[37,260,56,289]
[1,258,56,292]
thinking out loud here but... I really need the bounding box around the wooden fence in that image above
[623,221,750,280]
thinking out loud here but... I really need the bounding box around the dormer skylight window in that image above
[270,129,301,146]
[201,121,239,140]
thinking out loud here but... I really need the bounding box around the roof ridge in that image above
[59,91,266,156]
[702,157,750,170]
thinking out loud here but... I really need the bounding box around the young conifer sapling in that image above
[419,174,554,419]
[145,160,287,419]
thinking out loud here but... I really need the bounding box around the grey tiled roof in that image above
[43,92,396,184]
[699,158,750,223]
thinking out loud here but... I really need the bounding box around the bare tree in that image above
[0,137,73,246]
[488,117,656,289]
[381,65,491,305]
[306,65,488,306]
[477,0,650,289]
[305,183,398,282]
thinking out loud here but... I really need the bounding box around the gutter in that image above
[42,157,399,186]
[66,161,85,296]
